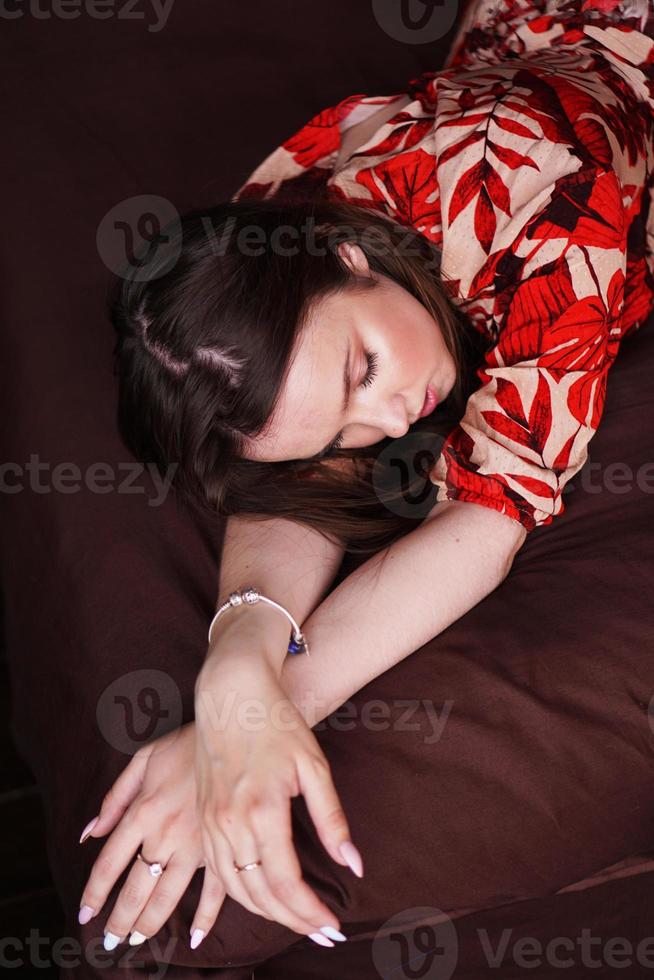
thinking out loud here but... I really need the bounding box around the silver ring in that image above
[136,848,165,878]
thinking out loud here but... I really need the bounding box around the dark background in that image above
[5,2,654,977]
[0,0,463,960]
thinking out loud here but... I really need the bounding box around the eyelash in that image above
[329,349,379,453]
[359,349,379,390]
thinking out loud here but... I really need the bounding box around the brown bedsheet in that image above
[2,2,654,977]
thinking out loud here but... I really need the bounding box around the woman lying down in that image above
[76,0,654,956]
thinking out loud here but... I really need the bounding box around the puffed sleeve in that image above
[230,94,366,204]
[428,168,629,533]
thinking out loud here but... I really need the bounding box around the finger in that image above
[247,793,343,935]
[189,864,227,949]
[199,818,220,881]
[84,748,153,843]
[205,824,275,922]
[216,817,317,931]
[128,851,198,945]
[103,849,169,947]
[296,754,361,874]
[78,813,146,921]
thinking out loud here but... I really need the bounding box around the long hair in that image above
[109,197,491,556]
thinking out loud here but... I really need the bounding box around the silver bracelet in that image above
[207,586,310,656]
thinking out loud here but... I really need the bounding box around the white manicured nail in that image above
[320,925,347,941]
[129,931,147,946]
[309,932,334,947]
[79,816,99,844]
[190,928,205,949]
[103,933,121,951]
[339,840,364,877]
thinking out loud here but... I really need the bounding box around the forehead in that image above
[246,292,352,462]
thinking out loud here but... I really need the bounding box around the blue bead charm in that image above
[287,632,308,655]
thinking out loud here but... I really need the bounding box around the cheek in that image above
[403,317,442,368]
[377,291,440,369]
[390,314,427,357]
[428,318,452,368]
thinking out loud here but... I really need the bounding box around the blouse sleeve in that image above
[428,167,628,533]
[230,94,368,204]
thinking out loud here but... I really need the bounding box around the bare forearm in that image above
[208,514,346,671]
[280,500,527,727]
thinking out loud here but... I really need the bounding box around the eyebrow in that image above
[309,337,353,461]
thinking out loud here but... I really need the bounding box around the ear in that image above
[337,241,371,276]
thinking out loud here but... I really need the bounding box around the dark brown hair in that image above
[109,197,490,556]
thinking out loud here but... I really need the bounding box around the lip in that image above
[417,383,438,419]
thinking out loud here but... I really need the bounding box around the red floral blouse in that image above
[232,0,654,532]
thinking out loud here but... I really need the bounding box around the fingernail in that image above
[309,932,335,947]
[129,931,147,946]
[320,925,347,942]
[190,928,205,950]
[79,816,99,844]
[78,905,95,925]
[103,933,121,951]
[339,841,364,878]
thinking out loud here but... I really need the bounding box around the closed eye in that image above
[359,349,379,389]
[327,349,379,453]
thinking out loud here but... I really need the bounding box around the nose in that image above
[378,397,412,438]
[355,390,412,442]
[390,418,411,438]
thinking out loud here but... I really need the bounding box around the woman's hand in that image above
[194,649,362,944]
[76,721,254,950]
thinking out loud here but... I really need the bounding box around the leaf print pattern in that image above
[427,167,629,529]
[232,0,654,532]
